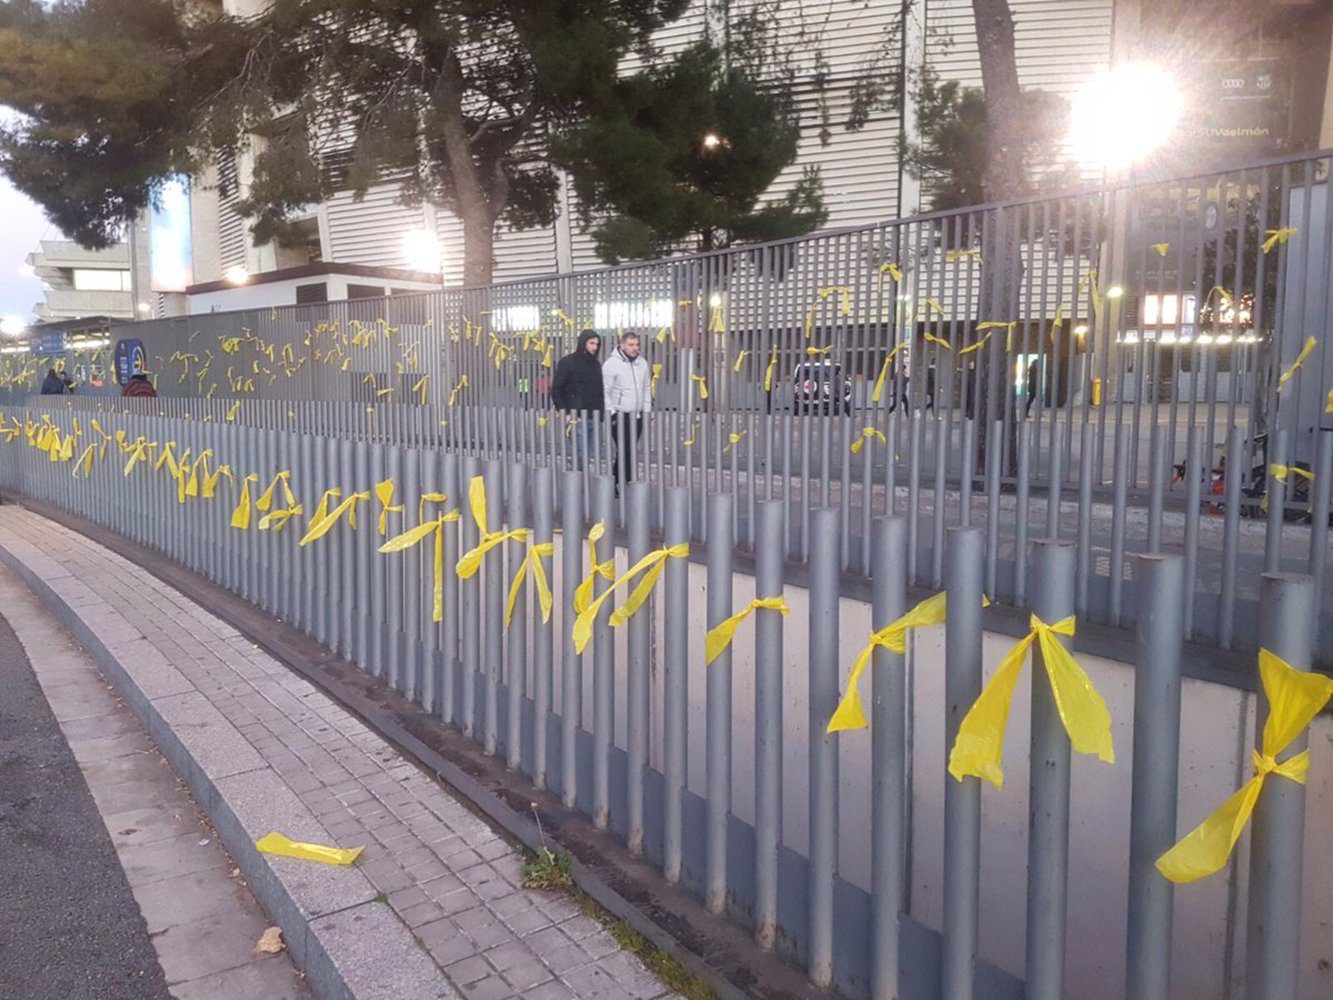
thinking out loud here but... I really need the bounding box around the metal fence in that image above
[6,150,1332,653]
[0,400,1328,1000]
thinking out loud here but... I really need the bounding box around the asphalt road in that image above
[0,612,171,1000]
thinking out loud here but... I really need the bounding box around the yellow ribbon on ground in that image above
[455,476,529,579]
[763,345,779,392]
[299,490,371,545]
[704,597,788,666]
[850,427,887,454]
[571,543,689,653]
[1277,335,1316,390]
[255,831,363,866]
[1262,226,1298,253]
[871,343,908,403]
[690,373,709,400]
[574,523,616,614]
[1269,463,1314,485]
[828,592,957,733]
[379,510,462,622]
[230,474,260,529]
[947,614,1114,788]
[374,479,404,536]
[505,542,554,627]
[1156,649,1333,883]
[958,330,992,356]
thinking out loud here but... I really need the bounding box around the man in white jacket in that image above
[601,332,651,488]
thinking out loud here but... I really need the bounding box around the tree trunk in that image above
[432,47,498,288]
[969,0,1026,202]
[461,209,495,288]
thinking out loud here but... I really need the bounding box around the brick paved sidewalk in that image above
[0,507,681,1000]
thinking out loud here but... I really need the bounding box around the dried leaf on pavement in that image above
[255,926,285,954]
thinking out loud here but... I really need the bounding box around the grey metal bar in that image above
[591,475,616,829]
[807,506,839,989]
[505,461,527,770]
[625,481,650,856]
[705,491,734,914]
[753,499,784,950]
[1025,539,1076,1000]
[560,470,583,808]
[460,455,481,738]
[1245,572,1316,1000]
[482,458,504,756]
[532,465,554,790]
[1125,553,1184,1000]
[662,486,690,885]
[943,526,984,1000]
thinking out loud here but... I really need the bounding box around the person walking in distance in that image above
[550,329,605,470]
[602,332,651,490]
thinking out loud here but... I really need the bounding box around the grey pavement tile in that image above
[153,690,267,779]
[562,963,645,999]
[131,866,252,934]
[118,830,230,887]
[311,902,457,1000]
[444,955,493,986]
[522,980,578,1000]
[400,900,445,929]
[171,955,311,1000]
[66,728,155,765]
[458,974,512,1000]
[41,679,122,722]
[103,802,207,850]
[81,749,176,789]
[541,942,594,977]
[151,907,273,985]
[88,774,193,814]
[500,958,553,991]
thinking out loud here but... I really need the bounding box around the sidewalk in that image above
[0,506,683,1000]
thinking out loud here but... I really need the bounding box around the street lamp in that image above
[1067,64,1183,170]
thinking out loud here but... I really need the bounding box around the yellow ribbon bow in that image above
[763,344,779,392]
[374,479,404,536]
[917,297,946,320]
[571,543,689,653]
[506,542,555,627]
[448,375,469,406]
[72,444,96,478]
[724,430,746,453]
[828,592,959,733]
[806,344,834,356]
[871,343,908,403]
[944,248,982,264]
[803,285,851,339]
[704,596,789,666]
[122,437,155,476]
[924,332,952,350]
[380,509,462,622]
[1156,650,1333,883]
[299,489,371,545]
[1262,226,1298,253]
[230,474,260,529]
[455,476,529,579]
[958,330,992,356]
[850,427,887,454]
[976,321,1019,351]
[877,261,902,286]
[259,502,304,532]
[947,613,1114,787]
[574,523,617,613]
[203,464,232,499]
[690,373,709,400]
[307,488,342,528]
[256,470,296,513]
[1277,335,1316,390]
[225,401,240,422]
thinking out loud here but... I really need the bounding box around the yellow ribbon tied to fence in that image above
[871,343,908,403]
[1277,336,1316,390]
[230,474,260,529]
[1327,387,1333,413]
[947,614,1114,788]
[732,350,750,373]
[850,427,887,454]
[122,437,155,476]
[803,285,851,339]
[506,541,554,627]
[256,470,296,513]
[690,373,709,400]
[374,479,404,535]
[828,592,953,733]
[1156,649,1333,883]
[299,490,371,544]
[1269,463,1314,485]
[380,509,462,622]
[72,444,96,478]
[704,597,789,666]
[455,476,529,579]
[574,523,617,614]
[924,332,952,350]
[763,345,779,392]
[448,375,469,407]
[958,330,992,356]
[572,543,689,654]
[877,261,902,287]
[1262,226,1298,253]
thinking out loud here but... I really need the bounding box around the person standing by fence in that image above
[550,329,604,469]
[602,332,651,491]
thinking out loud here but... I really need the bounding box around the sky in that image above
[0,177,56,323]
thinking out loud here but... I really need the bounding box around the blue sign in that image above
[114,338,147,385]
[29,329,66,355]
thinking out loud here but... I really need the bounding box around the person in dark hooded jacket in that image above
[40,367,74,395]
[550,329,604,468]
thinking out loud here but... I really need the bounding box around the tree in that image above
[553,34,827,262]
[968,0,1027,202]
[0,0,249,248]
[0,0,689,287]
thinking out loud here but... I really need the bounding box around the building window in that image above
[72,269,132,292]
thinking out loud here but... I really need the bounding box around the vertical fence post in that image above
[560,469,584,809]
[943,526,984,1000]
[505,461,527,770]
[591,475,616,829]
[482,459,505,755]
[872,516,909,1000]
[626,480,651,856]
[705,492,734,913]
[532,465,554,790]
[1025,539,1076,1000]
[460,455,481,739]
[662,485,690,884]
[1245,572,1316,1000]
[753,499,785,949]
[439,451,460,726]
[807,506,840,988]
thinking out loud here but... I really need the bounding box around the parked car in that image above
[792,360,852,415]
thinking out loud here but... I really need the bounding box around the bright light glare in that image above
[223,265,249,286]
[0,316,26,337]
[17,263,34,278]
[702,132,722,151]
[1068,64,1182,169]
[402,229,442,273]
[1106,285,1125,299]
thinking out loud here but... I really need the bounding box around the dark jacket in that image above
[40,371,71,395]
[121,375,157,398]
[550,330,604,412]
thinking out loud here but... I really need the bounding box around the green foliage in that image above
[554,35,827,262]
[520,846,573,891]
[903,66,1077,212]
